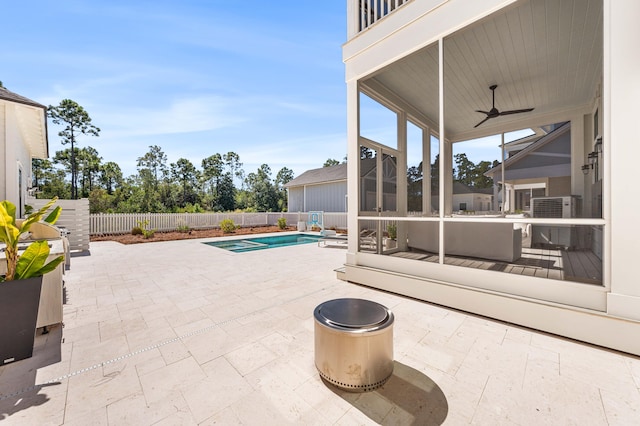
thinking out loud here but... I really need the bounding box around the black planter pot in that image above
[0,276,43,365]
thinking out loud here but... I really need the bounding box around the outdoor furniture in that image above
[314,298,394,392]
[358,229,377,250]
[408,221,522,262]
[318,234,348,248]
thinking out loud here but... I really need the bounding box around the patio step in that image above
[334,266,346,281]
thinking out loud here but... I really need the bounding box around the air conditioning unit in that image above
[531,196,582,218]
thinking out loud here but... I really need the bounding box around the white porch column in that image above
[346,80,360,260]
[606,0,640,320]
[570,114,586,199]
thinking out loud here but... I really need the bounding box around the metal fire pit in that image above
[314,298,394,392]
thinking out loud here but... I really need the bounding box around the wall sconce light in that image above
[595,137,603,152]
[583,138,602,176]
[583,146,601,175]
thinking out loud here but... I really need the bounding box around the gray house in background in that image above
[485,122,573,213]
[284,163,347,212]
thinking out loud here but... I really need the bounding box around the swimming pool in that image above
[204,234,322,253]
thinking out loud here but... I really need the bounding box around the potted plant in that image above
[0,197,64,365]
[386,223,397,249]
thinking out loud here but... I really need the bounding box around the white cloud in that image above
[96,96,247,138]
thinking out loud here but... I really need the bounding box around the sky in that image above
[4,1,531,182]
[4,1,347,179]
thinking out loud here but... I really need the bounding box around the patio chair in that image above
[359,229,377,250]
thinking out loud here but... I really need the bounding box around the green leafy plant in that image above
[220,219,237,233]
[387,223,397,240]
[134,219,155,239]
[175,219,191,233]
[0,197,64,282]
[277,217,287,230]
[176,224,191,233]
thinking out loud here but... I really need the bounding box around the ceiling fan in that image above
[474,84,534,128]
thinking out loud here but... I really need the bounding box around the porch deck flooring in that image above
[391,246,602,285]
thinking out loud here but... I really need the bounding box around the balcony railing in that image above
[357,0,412,33]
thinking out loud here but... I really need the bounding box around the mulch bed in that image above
[90,226,298,245]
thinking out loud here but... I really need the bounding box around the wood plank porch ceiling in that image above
[363,0,603,142]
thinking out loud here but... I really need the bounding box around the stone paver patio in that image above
[1,233,639,425]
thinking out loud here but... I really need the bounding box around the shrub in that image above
[277,217,287,230]
[176,220,191,233]
[176,224,191,233]
[387,223,397,240]
[135,219,156,238]
[220,219,237,233]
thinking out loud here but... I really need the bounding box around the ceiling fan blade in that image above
[474,116,491,128]
[499,108,535,116]
[475,110,490,115]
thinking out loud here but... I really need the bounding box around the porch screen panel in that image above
[360,146,378,212]
[359,93,398,150]
[382,153,397,212]
[407,121,423,213]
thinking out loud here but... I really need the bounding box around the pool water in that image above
[204,234,322,253]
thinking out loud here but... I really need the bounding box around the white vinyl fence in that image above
[31,198,91,252]
[90,212,348,235]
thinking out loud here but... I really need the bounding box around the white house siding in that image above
[0,103,5,200]
[607,0,640,321]
[289,181,347,212]
[288,187,304,212]
[1,102,31,210]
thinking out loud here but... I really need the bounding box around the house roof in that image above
[0,86,47,109]
[0,86,49,158]
[284,163,347,188]
[485,121,571,178]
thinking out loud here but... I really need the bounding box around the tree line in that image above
[34,100,294,213]
[406,153,499,211]
[36,99,498,214]
[347,143,500,212]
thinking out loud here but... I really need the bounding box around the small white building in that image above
[284,163,347,212]
[0,86,48,215]
[343,0,640,355]
[431,182,493,213]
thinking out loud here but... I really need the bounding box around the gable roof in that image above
[485,121,571,178]
[0,86,47,109]
[0,86,49,158]
[284,163,347,188]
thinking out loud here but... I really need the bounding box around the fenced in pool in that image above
[204,234,322,253]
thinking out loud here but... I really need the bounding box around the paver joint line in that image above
[0,286,328,402]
